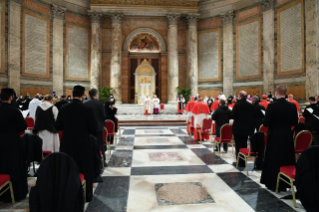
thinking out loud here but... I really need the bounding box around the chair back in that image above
[25,117,34,128]
[201,118,212,131]
[115,117,119,129]
[105,120,115,134]
[103,127,108,145]
[298,116,305,123]
[259,124,268,135]
[220,124,232,142]
[294,130,313,153]
[58,131,63,143]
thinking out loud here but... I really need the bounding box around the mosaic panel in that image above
[149,152,183,161]
[24,14,47,76]
[238,20,259,77]
[199,30,219,80]
[67,26,89,79]
[279,2,303,73]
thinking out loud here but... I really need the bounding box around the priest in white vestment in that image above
[152,95,160,114]
[29,95,42,120]
[144,95,152,115]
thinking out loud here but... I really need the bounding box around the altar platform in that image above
[117,114,187,126]
[116,104,178,115]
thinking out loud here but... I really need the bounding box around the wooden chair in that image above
[25,117,34,131]
[259,124,268,135]
[105,120,117,146]
[196,118,212,142]
[115,117,121,138]
[276,166,297,207]
[294,130,313,155]
[79,173,86,203]
[212,124,233,156]
[0,174,15,205]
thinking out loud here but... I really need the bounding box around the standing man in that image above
[260,85,298,191]
[207,96,214,110]
[143,95,151,115]
[56,85,98,202]
[252,96,265,132]
[259,94,269,110]
[303,96,317,125]
[211,96,219,112]
[55,95,69,110]
[29,95,42,120]
[84,88,107,167]
[231,91,255,167]
[152,95,160,114]
[177,95,185,114]
[288,94,300,113]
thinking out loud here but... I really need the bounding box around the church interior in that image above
[0,0,319,211]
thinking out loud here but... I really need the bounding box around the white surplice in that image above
[144,97,152,113]
[29,98,42,120]
[194,113,208,128]
[152,98,160,109]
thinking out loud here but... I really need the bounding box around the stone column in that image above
[186,14,199,98]
[305,0,318,98]
[110,12,123,104]
[222,12,234,96]
[166,13,180,104]
[52,5,66,96]
[261,0,275,94]
[8,0,21,93]
[89,11,103,90]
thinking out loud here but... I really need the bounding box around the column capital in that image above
[88,11,103,24]
[221,11,234,25]
[110,12,124,25]
[186,14,199,27]
[10,0,22,4]
[166,13,181,26]
[261,0,275,12]
[52,4,66,20]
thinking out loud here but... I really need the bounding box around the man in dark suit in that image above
[55,95,69,110]
[252,96,265,132]
[231,91,255,166]
[260,85,298,192]
[84,88,107,167]
[303,96,317,125]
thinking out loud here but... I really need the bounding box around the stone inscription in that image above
[67,27,89,79]
[199,31,219,79]
[280,3,302,72]
[25,14,47,76]
[238,21,259,77]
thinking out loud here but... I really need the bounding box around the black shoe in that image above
[232,162,237,166]
[93,176,103,183]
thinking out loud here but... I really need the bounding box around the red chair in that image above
[294,130,312,155]
[187,116,195,135]
[115,117,121,138]
[259,124,268,135]
[58,131,63,143]
[236,133,267,175]
[105,120,117,146]
[160,104,164,110]
[79,173,86,203]
[275,166,297,207]
[25,117,34,130]
[196,118,212,141]
[213,124,233,156]
[298,116,305,123]
[211,122,216,135]
[0,174,15,205]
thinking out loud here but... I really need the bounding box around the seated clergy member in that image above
[303,96,317,125]
[55,95,69,110]
[152,95,160,114]
[191,98,210,141]
[212,99,231,152]
[56,85,98,202]
[288,94,300,112]
[0,88,28,202]
[260,85,298,192]
[33,95,60,152]
[144,95,151,115]
[259,94,269,110]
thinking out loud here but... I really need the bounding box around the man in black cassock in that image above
[252,96,265,132]
[55,95,69,110]
[303,96,317,125]
[261,85,298,191]
[0,88,28,202]
[56,85,98,202]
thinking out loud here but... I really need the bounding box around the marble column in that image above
[52,5,66,96]
[110,12,123,104]
[222,12,234,96]
[89,11,103,90]
[261,0,275,94]
[186,14,199,98]
[305,0,318,98]
[166,13,180,104]
[8,0,21,93]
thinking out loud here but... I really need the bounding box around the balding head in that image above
[238,91,247,100]
[276,85,287,98]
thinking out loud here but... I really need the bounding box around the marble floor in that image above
[0,126,306,212]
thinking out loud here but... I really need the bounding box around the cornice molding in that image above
[52,4,66,20]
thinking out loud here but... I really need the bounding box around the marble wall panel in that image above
[236,18,261,79]
[0,0,5,73]
[102,17,112,52]
[101,54,111,87]
[236,6,261,21]
[22,11,50,78]
[277,0,304,75]
[65,13,90,26]
[178,55,187,88]
[198,89,222,98]
[65,88,89,98]
[235,87,262,97]
[198,29,221,81]
[21,87,50,97]
[198,18,222,30]
[66,25,90,80]
[178,19,187,53]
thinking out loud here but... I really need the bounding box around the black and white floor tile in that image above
[87,126,306,212]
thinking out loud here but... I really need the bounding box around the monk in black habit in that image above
[105,98,118,144]
[261,85,298,191]
[0,88,28,202]
[56,85,98,202]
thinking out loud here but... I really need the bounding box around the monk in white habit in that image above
[152,95,160,114]
[191,97,211,141]
[144,95,152,115]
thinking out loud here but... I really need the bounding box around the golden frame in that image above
[197,28,222,82]
[236,17,262,80]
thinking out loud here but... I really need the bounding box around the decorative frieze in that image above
[261,0,275,12]
[110,12,124,25]
[222,11,233,25]
[52,4,66,20]
[166,13,181,26]
[90,0,198,8]
[186,14,199,27]
[88,11,103,24]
